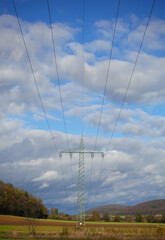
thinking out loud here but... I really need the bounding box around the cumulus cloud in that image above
[0,9,165,213]
[0,120,165,211]
[0,14,81,117]
[85,40,111,52]
[1,13,165,122]
[102,171,128,186]
[33,113,61,121]
[84,106,165,139]
[39,183,50,189]
[33,171,59,182]
[127,19,165,51]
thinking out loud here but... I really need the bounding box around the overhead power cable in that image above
[46,0,76,210]
[46,0,74,179]
[105,0,156,152]
[46,0,70,151]
[93,0,121,151]
[81,0,85,137]
[86,0,121,209]
[94,0,156,205]
[12,0,69,200]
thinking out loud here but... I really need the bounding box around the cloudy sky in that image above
[0,0,165,214]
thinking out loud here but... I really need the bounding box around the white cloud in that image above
[1,121,165,210]
[84,106,165,138]
[33,113,61,121]
[102,171,128,186]
[85,40,111,52]
[94,19,128,40]
[32,171,59,182]
[1,10,165,213]
[39,183,50,189]
[127,19,165,51]
[95,20,111,29]
[19,159,44,167]
[1,14,165,124]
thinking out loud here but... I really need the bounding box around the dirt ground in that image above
[0,215,158,228]
[0,215,75,226]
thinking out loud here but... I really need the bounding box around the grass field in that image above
[1,215,165,240]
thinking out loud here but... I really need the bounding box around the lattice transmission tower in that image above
[77,135,85,227]
[60,135,104,229]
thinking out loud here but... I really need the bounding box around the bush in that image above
[135,213,143,222]
[113,215,120,222]
[103,213,110,222]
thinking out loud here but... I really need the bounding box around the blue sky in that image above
[1,0,165,214]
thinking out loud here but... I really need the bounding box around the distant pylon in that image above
[77,135,85,228]
[60,135,104,229]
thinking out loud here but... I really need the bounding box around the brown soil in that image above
[0,215,74,226]
[0,215,157,228]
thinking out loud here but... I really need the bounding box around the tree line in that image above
[85,211,165,223]
[0,180,48,218]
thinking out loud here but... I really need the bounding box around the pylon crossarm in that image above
[60,150,104,154]
[60,135,104,229]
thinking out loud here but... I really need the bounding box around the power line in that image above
[81,0,85,137]
[46,0,70,151]
[94,0,156,206]
[12,0,69,201]
[12,0,58,154]
[105,0,156,152]
[46,0,76,196]
[86,0,121,209]
[93,0,121,151]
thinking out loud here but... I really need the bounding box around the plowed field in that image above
[0,215,74,226]
[0,215,157,228]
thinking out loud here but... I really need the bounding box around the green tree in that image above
[161,212,165,223]
[146,215,156,223]
[0,180,48,218]
[25,191,29,199]
[50,208,59,219]
[114,215,120,222]
[136,213,143,222]
[103,212,110,222]
[91,211,100,221]
[124,215,134,222]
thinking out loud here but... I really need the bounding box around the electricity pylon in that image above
[60,135,104,229]
[77,135,85,228]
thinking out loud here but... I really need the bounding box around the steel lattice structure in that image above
[77,136,85,227]
[60,135,104,229]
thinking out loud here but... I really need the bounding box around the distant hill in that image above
[86,199,165,215]
[0,180,48,218]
